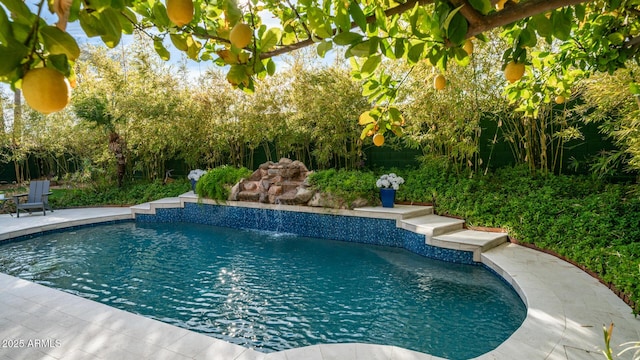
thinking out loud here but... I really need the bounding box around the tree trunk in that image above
[13,90,23,183]
[13,90,21,132]
[0,95,5,134]
[108,132,126,187]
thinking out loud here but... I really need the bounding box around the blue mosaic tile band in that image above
[136,203,475,265]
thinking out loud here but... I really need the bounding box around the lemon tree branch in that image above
[259,0,433,59]
[466,0,593,37]
[259,0,595,60]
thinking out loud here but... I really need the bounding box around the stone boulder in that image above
[228,158,315,205]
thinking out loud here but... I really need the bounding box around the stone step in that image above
[353,205,433,220]
[399,214,465,238]
[432,229,508,262]
[130,197,182,215]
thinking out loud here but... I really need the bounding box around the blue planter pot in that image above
[190,179,197,192]
[380,188,396,208]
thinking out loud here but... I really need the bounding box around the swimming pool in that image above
[0,221,526,359]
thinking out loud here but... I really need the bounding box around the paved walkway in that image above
[0,205,638,359]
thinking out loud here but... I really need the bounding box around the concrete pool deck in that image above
[0,201,638,360]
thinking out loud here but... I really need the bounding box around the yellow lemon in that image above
[230,23,253,49]
[504,61,525,83]
[434,74,446,90]
[555,95,566,104]
[463,40,473,56]
[372,133,385,147]
[495,0,507,10]
[166,0,193,26]
[22,67,71,114]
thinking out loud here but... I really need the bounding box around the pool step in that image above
[353,204,433,220]
[432,229,508,262]
[399,214,465,238]
[130,197,182,215]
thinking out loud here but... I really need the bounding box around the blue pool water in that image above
[0,222,526,359]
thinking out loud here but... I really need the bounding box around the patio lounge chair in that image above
[13,180,53,218]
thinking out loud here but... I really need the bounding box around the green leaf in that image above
[574,4,585,22]
[388,106,404,123]
[223,0,242,25]
[394,38,406,59]
[358,110,375,125]
[475,33,488,42]
[347,39,377,57]
[446,12,467,44]
[99,8,123,48]
[333,31,363,46]
[360,54,381,78]
[152,2,171,27]
[388,15,399,37]
[154,38,170,61]
[362,80,380,97]
[0,42,28,76]
[252,59,265,77]
[110,0,125,10]
[531,14,553,38]
[40,26,81,61]
[407,42,425,63]
[307,7,332,38]
[349,1,367,32]
[170,33,188,51]
[629,82,640,96]
[607,32,624,45]
[47,53,71,75]
[551,10,572,41]
[0,0,32,20]
[266,58,276,76]
[0,6,11,44]
[518,26,537,48]
[119,8,136,34]
[227,64,249,86]
[78,10,105,38]
[87,0,112,12]
[132,1,152,18]
[360,123,375,140]
[317,39,333,57]
[442,4,463,31]
[260,28,281,51]
[453,47,470,66]
[375,6,387,31]
[334,0,350,32]
[467,0,492,15]
[186,36,201,60]
[379,38,394,59]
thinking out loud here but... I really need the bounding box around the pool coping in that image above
[0,199,638,359]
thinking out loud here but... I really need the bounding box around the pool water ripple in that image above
[0,222,525,359]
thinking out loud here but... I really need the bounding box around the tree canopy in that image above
[0,0,637,92]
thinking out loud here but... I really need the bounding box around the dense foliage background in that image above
[2,36,639,184]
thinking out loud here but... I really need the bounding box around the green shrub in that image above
[196,166,252,201]
[308,169,379,206]
[49,179,190,207]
